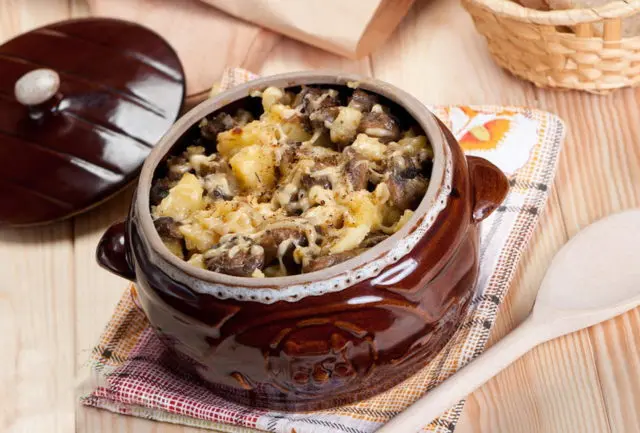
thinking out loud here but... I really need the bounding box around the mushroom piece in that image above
[204,236,265,277]
[309,106,340,130]
[208,186,234,201]
[302,249,365,273]
[190,153,233,177]
[315,153,341,169]
[154,216,185,259]
[200,112,236,140]
[154,216,183,240]
[358,111,401,143]
[166,155,192,181]
[345,158,369,191]
[348,89,378,112]
[150,178,172,205]
[384,155,430,211]
[203,169,239,202]
[300,174,332,191]
[256,227,309,264]
[359,232,389,248]
[294,86,340,115]
[386,174,429,211]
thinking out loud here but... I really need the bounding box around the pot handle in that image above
[96,221,136,282]
[467,156,509,223]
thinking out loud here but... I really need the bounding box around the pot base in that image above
[148,278,474,412]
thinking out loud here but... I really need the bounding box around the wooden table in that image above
[1,0,639,432]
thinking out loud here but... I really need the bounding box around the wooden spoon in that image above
[379,209,640,433]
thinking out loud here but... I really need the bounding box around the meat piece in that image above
[256,227,308,263]
[300,115,314,134]
[154,216,185,259]
[309,106,340,130]
[300,174,332,190]
[200,112,236,140]
[315,154,341,168]
[367,169,386,185]
[348,89,378,112]
[421,158,434,177]
[292,87,311,106]
[154,217,183,240]
[389,154,427,178]
[386,174,429,211]
[150,178,172,205]
[384,154,430,210]
[303,249,365,273]
[358,112,401,143]
[397,165,422,179]
[166,155,192,181]
[294,87,340,115]
[205,236,264,277]
[360,232,389,248]
[345,158,369,191]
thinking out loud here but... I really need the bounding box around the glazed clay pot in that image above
[97,71,509,412]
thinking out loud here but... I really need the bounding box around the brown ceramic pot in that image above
[96,71,509,412]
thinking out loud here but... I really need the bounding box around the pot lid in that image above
[0,18,185,226]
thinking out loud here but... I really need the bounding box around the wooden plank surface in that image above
[0,0,638,432]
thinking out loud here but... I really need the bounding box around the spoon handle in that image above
[378,317,553,433]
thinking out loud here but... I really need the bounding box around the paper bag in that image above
[200,0,416,58]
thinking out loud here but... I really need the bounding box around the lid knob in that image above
[14,69,60,115]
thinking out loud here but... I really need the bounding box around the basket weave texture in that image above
[462,0,640,93]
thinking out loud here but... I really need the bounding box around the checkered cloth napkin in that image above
[81,68,565,433]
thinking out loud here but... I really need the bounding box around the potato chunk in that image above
[217,121,277,158]
[341,190,382,230]
[179,223,217,252]
[155,173,204,221]
[261,86,285,111]
[329,106,362,145]
[351,133,387,161]
[269,104,312,142]
[230,145,276,191]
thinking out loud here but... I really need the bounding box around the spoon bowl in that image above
[534,209,640,314]
[379,209,640,432]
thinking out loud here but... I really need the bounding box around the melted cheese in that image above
[152,85,433,277]
[330,225,369,254]
[351,134,387,161]
[156,173,204,221]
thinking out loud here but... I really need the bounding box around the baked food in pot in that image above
[150,85,433,278]
[96,71,509,411]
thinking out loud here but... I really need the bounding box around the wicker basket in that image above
[461,0,640,93]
